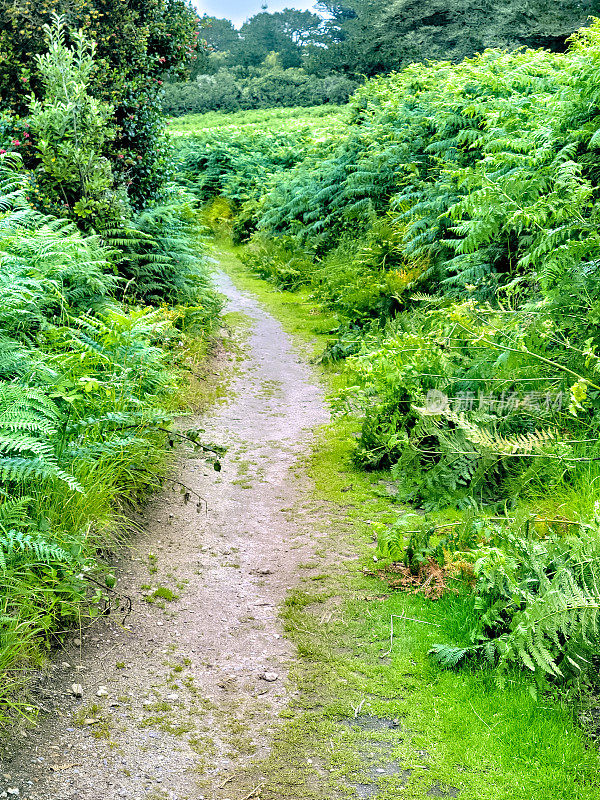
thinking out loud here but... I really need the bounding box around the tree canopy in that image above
[0,0,201,205]
[165,1,600,114]
[311,0,600,76]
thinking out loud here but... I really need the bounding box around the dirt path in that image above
[3,263,329,800]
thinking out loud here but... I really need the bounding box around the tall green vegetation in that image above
[164,59,357,115]
[0,0,200,207]
[173,105,346,243]
[313,0,600,75]
[27,20,120,225]
[164,8,358,115]
[0,17,220,714]
[173,20,600,686]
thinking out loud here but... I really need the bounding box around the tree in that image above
[0,0,202,206]
[28,15,121,226]
[191,16,241,75]
[310,0,600,77]
[376,0,600,64]
[238,9,323,69]
[201,15,240,53]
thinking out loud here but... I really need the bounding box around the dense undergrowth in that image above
[173,22,600,690]
[0,17,221,715]
[172,105,347,242]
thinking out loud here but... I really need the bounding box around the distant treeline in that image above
[164,61,358,115]
[164,0,600,114]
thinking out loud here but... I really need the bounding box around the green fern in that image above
[429,525,600,679]
[0,384,80,491]
[0,529,72,573]
[428,643,472,669]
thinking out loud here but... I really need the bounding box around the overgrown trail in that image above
[4,259,329,799]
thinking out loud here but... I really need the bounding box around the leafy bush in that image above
[375,512,600,684]
[105,187,221,312]
[238,235,314,289]
[0,152,219,713]
[27,16,123,228]
[164,65,358,115]
[426,516,600,683]
[0,0,202,209]
[172,107,346,243]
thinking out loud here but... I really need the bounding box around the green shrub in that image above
[181,24,600,507]
[239,235,314,289]
[27,16,123,228]
[163,66,358,116]
[105,188,222,311]
[426,516,600,684]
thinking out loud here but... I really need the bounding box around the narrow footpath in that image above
[3,264,329,800]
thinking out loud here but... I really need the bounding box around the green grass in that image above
[168,104,347,135]
[215,248,600,800]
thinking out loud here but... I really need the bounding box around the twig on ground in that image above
[161,476,208,514]
[469,700,491,730]
[468,700,503,733]
[352,698,366,718]
[81,573,133,623]
[241,783,265,800]
[418,574,434,590]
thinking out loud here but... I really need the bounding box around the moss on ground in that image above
[173,306,252,414]
[213,242,339,363]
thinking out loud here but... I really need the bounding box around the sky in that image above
[194,1,319,27]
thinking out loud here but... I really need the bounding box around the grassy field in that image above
[168,104,348,135]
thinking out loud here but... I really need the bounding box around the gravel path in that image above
[2,264,329,800]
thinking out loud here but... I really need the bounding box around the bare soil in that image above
[2,267,329,800]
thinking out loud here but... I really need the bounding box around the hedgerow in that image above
[0,19,221,714]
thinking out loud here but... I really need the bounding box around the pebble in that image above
[71,684,83,697]
[96,686,109,697]
[260,672,279,682]
[166,693,179,701]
